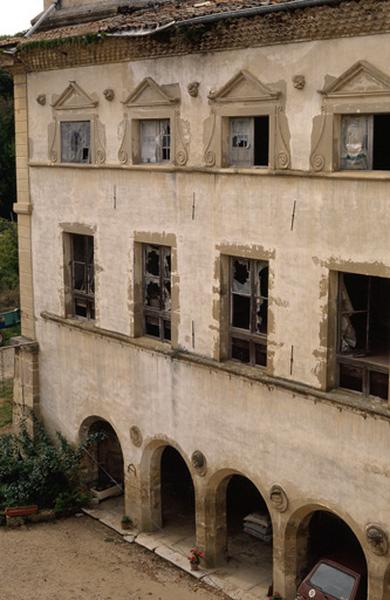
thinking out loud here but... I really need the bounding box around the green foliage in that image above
[0,380,12,429]
[0,218,18,295]
[0,418,98,512]
[0,70,16,219]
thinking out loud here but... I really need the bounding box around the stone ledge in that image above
[28,161,390,182]
[40,310,390,422]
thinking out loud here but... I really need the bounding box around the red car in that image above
[297,559,363,600]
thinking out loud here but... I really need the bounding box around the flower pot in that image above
[190,562,199,571]
[5,505,38,518]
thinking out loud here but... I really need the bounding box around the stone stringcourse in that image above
[3,0,390,73]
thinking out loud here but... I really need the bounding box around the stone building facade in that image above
[1,1,390,598]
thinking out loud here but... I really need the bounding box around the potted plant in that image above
[188,547,204,571]
[121,515,133,530]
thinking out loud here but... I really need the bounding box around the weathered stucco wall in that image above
[23,28,390,599]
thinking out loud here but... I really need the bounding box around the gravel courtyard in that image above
[0,516,227,600]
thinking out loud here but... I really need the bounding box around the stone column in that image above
[12,68,36,340]
[12,338,39,434]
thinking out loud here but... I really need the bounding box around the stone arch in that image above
[204,468,274,574]
[383,563,390,600]
[139,438,196,533]
[79,415,125,491]
[283,503,368,600]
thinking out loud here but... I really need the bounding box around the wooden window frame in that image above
[229,256,269,367]
[69,233,95,321]
[142,243,172,342]
[138,118,171,164]
[336,272,389,401]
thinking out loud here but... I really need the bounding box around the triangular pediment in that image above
[321,61,390,98]
[123,77,179,107]
[209,70,281,103]
[52,81,98,110]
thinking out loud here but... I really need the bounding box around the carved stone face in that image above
[103,88,115,102]
[366,525,389,556]
[191,450,207,475]
[187,81,200,97]
[292,75,306,90]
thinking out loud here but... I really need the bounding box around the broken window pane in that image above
[70,234,95,320]
[232,259,251,295]
[255,297,268,334]
[255,343,267,367]
[163,281,171,312]
[145,279,161,308]
[369,371,389,401]
[232,294,250,329]
[339,363,363,393]
[230,118,253,166]
[163,320,171,342]
[145,245,160,276]
[337,272,389,399]
[340,115,372,170]
[140,119,170,164]
[61,121,91,164]
[230,256,269,367]
[145,315,160,338]
[231,338,250,363]
[143,244,172,341]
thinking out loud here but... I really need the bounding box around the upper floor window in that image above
[311,61,390,172]
[205,70,290,170]
[337,272,389,401]
[61,121,91,164]
[340,114,390,171]
[140,119,171,164]
[70,234,95,320]
[143,244,171,341]
[229,116,269,167]
[230,257,268,367]
[49,81,105,166]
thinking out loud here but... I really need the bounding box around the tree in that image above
[0,69,16,219]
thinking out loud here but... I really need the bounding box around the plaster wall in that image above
[30,167,390,388]
[27,32,390,170]
[22,29,390,595]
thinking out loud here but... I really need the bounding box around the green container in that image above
[0,308,21,329]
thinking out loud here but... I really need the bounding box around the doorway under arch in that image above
[80,417,124,494]
[291,509,367,600]
[207,472,273,596]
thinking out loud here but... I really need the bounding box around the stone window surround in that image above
[132,232,179,348]
[326,266,390,405]
[217,244,275,375]
[50,112,106,165]
[48,81,106,165]
[118,78,188,167]
[310,61,390,173]
[204,70,291,170]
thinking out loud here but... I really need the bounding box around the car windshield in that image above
[309,563,357,600]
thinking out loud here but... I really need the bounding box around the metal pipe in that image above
[25,0,60,38]
[175,0,343,27]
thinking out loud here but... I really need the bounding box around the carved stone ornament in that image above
[191,450,207,476]
[292,75,306,90]
[36,94,46,106]
[310,60,390,172]
[366,524,389,556]
[187,81,200,98]
[130,426,143,448]
[269,484,289,512]
[103,88,115,102]
[204,70,290,169]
